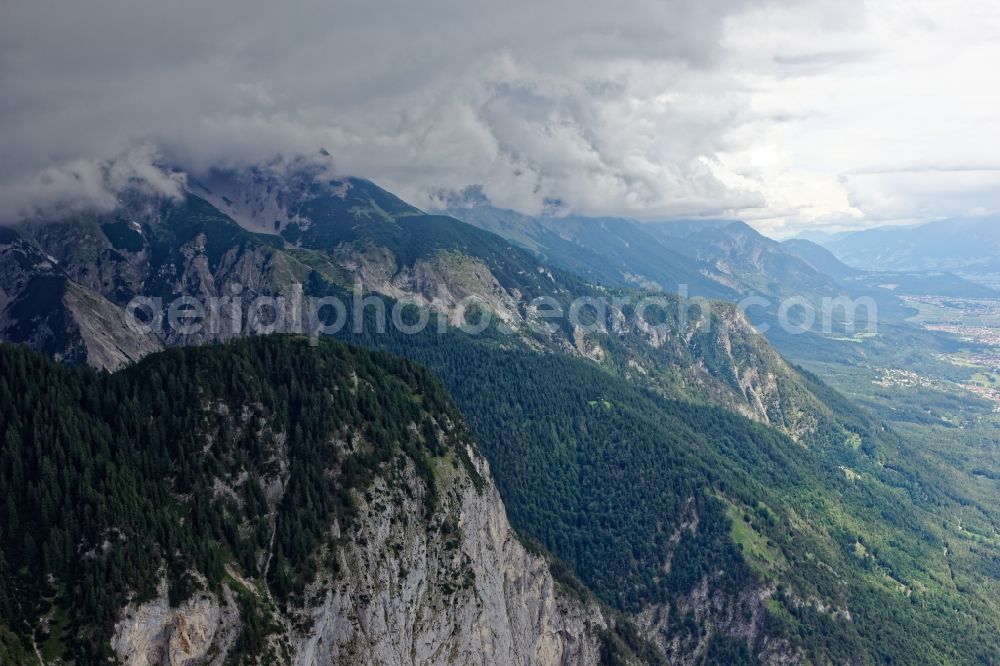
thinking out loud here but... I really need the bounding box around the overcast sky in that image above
[2,0,999,235]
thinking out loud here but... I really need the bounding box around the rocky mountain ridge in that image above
[2,172,840,441]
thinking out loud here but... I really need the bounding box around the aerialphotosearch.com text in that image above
[124,283,878,341]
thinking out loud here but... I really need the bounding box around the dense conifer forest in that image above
[0,337,479,663]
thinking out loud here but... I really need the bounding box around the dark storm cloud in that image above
[6,0,998,233]
[0,0,763,220]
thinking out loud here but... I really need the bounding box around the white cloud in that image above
[715,0,1000,234]
[1,0,1000,234]
[0,145,184,220]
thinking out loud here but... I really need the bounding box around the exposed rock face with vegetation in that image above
[0,338,652,665]
[0,228,160,367]
[109,435,609,666]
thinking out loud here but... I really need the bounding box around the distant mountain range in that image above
[783,236,999,298]
[444,203,998,308]
[816,215,1000,289]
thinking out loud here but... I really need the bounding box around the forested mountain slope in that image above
[0,337,661,665]
[342,317,1000,665]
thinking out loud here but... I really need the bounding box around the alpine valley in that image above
[2,165,1000,666]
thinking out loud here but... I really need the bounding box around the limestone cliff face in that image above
[113,579,241,666]
[63,281,162,369]
[288,451,605,666]
[111,444,608,666]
